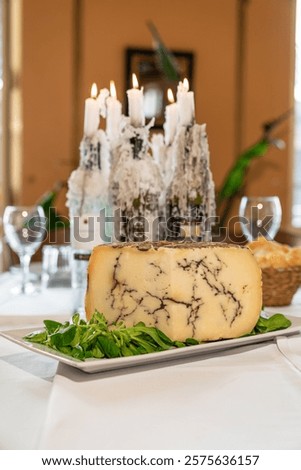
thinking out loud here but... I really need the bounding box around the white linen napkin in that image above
[38,340,301,450]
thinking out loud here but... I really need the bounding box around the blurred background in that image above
[0,0,299,247]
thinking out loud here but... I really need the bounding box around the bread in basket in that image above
[247,237,301,306]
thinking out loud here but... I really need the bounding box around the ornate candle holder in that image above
[110,120,164,242]
[66,129,111,312]
[66,130,110,238]
[166,123,216,241]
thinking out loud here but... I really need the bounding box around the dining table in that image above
[1,266,301,452]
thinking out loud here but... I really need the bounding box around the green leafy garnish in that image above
[23,312,292,361]
[246,313,291,336]
[23,312,195,361]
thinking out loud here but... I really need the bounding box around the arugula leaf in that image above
[50,324,77,348]
[244,313,291,337]
[91,344,105,359]
[129,324,174,350]
[72,313,81,326]
[70,345,85,360]
[97,335,121,358]
[44,320,62,335]
[23,330,48,344]
[185,338,200,346]
[253,314,291,334]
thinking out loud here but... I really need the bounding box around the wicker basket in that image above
[261,266,301,306]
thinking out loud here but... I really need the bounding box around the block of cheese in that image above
[85,242,262,341]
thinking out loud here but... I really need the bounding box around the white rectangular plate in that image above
[1,315,301,374]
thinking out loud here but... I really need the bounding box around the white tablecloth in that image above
[0,270,73,449]
[0,271,301,450]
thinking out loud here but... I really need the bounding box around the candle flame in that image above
[167,88,175,103]
[110,80,117,99]
[183,78,189,91]
[91,83,98,98]
[132,73,139,89]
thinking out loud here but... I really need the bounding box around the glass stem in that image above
[19,253,31,294]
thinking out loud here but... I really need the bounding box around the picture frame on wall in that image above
[125,48,194,128]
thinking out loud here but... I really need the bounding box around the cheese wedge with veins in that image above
[85,242,262,341]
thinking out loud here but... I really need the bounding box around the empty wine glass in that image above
[239,196,282,241]
[3,205,46,294]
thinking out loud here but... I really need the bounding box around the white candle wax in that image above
[127,74,145,127]
[164,89,179,145]
[177,79,195,127]
[96,88,109,118]
[84,83,100,138]
[164,102,178,145]
[106,81,122,142]
[106,97,122,142]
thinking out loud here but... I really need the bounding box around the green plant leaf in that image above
[36,181,70,231]
[216,110,291,226]
[217,139,269,204]
[147,21,180,82]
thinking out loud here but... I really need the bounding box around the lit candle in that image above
[84,83,100,138]
[106,80,122,142]
[164,88,179,145]
[96,87,109,118]
[127,73,145,127]
[177,78,195,127]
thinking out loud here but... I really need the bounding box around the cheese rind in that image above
[85,242,262,341]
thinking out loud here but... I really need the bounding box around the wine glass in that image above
[239,196,282,241]
[3,205,46,294]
